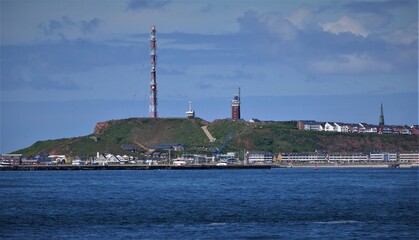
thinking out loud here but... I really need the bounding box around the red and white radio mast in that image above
[149,26,158,118]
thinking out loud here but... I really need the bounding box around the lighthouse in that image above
[231,87,241,121]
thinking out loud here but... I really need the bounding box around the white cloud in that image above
[287,5,314,30]
[321,16,369,37]
[38,16,101,38]
[309,54,393,74]
[261,12,298,40]
[237,10,298,41]
[383,22,418,45]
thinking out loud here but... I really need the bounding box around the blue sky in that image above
[1,0,418,153]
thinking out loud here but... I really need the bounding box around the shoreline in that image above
[1,163,417,171]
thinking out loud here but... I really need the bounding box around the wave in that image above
[314,220,360,224]
[208,223,227,226]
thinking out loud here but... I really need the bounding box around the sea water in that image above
[1,168,418,239]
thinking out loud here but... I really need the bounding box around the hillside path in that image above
[201,126,216,142]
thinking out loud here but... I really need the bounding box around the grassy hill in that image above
[14,118,418,157]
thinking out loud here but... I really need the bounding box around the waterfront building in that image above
[279,152,327,163]
[93,153,121,165]
[20,159,39,165]
[369,152,397,162]
[247,151,273,163]
[399,152,419,163]
[72,160,86,166]
[180,154,209,164]
[0,154,22,165]
[218,152,236,160]
[327,153,369,163]
[48,155,67,164]
[105,154,120,164]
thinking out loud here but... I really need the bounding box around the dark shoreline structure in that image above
[0,164,272,171]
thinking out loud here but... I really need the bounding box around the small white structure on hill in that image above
[186,101,195,119]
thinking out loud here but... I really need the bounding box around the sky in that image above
[1,0,418,153]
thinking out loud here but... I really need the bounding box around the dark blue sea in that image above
[1,168,418,239]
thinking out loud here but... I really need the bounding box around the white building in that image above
[116,155,128,164]
[247,151,273,163]
[359,123,378,133]
[299,121,323,131]
[93,152,122,165]
[399,152,419,163]
[72,160,86,166]
[279,152,327,163]
[105,154,120,164]
[369,152,397,162]
[327,153,369,163]
[324,122,335,132]
[334,123,349,133]
[0,154,22,165]
[348,124,359,133]
[180,154,209,164]
[48,155,67,164]
[218,152,236,160]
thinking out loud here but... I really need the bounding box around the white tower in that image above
[186,101,195,119]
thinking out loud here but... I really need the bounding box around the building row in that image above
[0,153,135,166]
[279,151,419,163]
[2,151,418,166]
[297,121,419,135]
[243,151,419,164]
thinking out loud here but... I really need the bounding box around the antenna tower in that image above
[149,26,158,118]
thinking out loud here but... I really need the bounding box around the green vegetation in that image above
[13,118,418,157]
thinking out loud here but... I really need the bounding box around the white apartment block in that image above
[327,153,369,162]
[399,152,419,163]
[369,152,397,162]
[280,152,327,162]
[247,151,273,163]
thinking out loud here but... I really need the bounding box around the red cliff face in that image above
[94,121,110,134]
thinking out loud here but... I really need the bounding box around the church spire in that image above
[379,103,385,126]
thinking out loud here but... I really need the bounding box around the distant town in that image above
[2,91,418,168]
[2,27,417,169]
[1,93,418,168]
